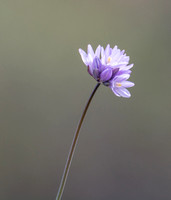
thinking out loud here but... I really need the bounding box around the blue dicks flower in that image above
[79,44,135,98]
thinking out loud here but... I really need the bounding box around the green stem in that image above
[56,83,100,200]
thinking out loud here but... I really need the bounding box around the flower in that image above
[79,44,135,98]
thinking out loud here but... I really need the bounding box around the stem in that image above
[56,83,100,200]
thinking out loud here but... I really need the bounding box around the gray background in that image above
[0,0,171,200]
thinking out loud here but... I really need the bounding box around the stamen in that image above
[107,57,111,63]
[116,82,122,87]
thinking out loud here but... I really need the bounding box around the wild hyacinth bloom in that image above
[56,44,135,200]
[79,44,135,98]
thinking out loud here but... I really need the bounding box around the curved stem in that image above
[56,83,100,200]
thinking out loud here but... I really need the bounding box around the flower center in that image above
[107,57,111,63]
[116,82,122,87]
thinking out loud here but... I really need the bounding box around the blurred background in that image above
[0,0,171,200]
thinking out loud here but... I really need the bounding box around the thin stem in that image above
[56,83,101,200]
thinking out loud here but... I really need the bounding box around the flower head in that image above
[79,44,135,98]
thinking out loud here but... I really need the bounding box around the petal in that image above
[100,68,113,82]
[93,69,99,80]
[121,50,125,55]
[121,81,135,88]
[99,64,106,72]
[92,57,101,70]
[119,64,133,70]
[101,47,105,57]
[115,87,131,98]
[105,44,110,57]
[114,74,130,82]
[92,57,101,79]
[122,56,130,63]
[111,87,121,97]
[125,63,134,70]
[87,44,94,57]
[111,45,118,56]
[87,53,93,63]
[95,45,101,58]
[88,64,93,76]
[111,68,119,79]
[113,51,121,61]
[117,70,132,76]
[79,49,88,66]
[101,47,105,64]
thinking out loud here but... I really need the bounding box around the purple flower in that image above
[79,44,135,98]
[111,73,134,98]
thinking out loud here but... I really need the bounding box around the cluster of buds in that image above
[79,44,135,98]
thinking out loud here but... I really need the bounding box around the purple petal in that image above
[92,57,101,79]
[100,68,113,82]
[87,44,94,57]
[105,44,110,57]
[117,70,132,76]
[122,56,130,63]
[121,81,135,88]
[101,47,105,64]
[113,51,121,60]
[92,57,101,70]
[111,87,121,97]
[87,53,93,63]
[119,64,134,70]
[99,64,106,72]
[121,50,125,55]
[93,69,99,80]
[114,74,130,82]
[79,49,88,66]
[126,64,134,70]
[115,87,131,98]
[87,65,93,76]
[111,45,118,55]
[111,68,119,79]
[95,45,101,58]
[101,47,105,57]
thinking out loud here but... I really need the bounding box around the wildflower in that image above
[56,45,135,200]
[79,44,135,98]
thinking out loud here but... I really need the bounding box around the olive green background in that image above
[0,0,171,200]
